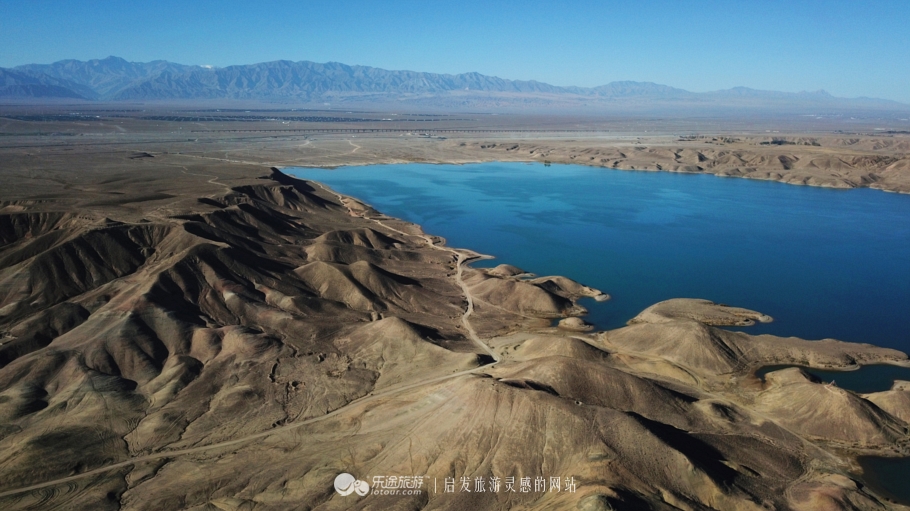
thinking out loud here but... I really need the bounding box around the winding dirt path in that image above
[177,167,233,191]
[315,182,498,361]
[0,181,500,500]
[172,152,269,167]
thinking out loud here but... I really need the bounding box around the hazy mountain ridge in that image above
[2,56,907,112]
[103,59,575,100]
[0,68,89,99]
[14,56,197,99]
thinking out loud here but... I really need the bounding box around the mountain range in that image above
[2,56,907,113]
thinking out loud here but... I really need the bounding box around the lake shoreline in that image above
[286,158,910,196]
[291,162,910,351]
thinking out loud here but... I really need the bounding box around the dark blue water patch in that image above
[754,364,910,393]
[288,162,910,353]
[856,456,910,505]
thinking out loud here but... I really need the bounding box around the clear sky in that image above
[2,0,909,102]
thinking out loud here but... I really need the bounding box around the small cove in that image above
[754,364,910,393]
[856,456,910,506]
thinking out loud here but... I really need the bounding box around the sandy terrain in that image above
[3,104,908,193]
[1,105,909,510]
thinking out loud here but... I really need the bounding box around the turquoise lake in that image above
[289,162,910,354]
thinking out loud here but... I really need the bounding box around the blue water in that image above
[288,163,910,353]
[755,365,910,393]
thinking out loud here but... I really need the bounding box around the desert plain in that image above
[1,104,910,510]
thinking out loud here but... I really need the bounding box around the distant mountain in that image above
[2,56,907,113]
[105,60,572,101]
[14,56,197,100]
[0,68,88,99]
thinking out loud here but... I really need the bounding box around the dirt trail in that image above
[178,167,233,191]
[173,152,269,167]
[316,182,498,361]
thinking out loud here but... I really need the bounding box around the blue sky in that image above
[2,0,909,102]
